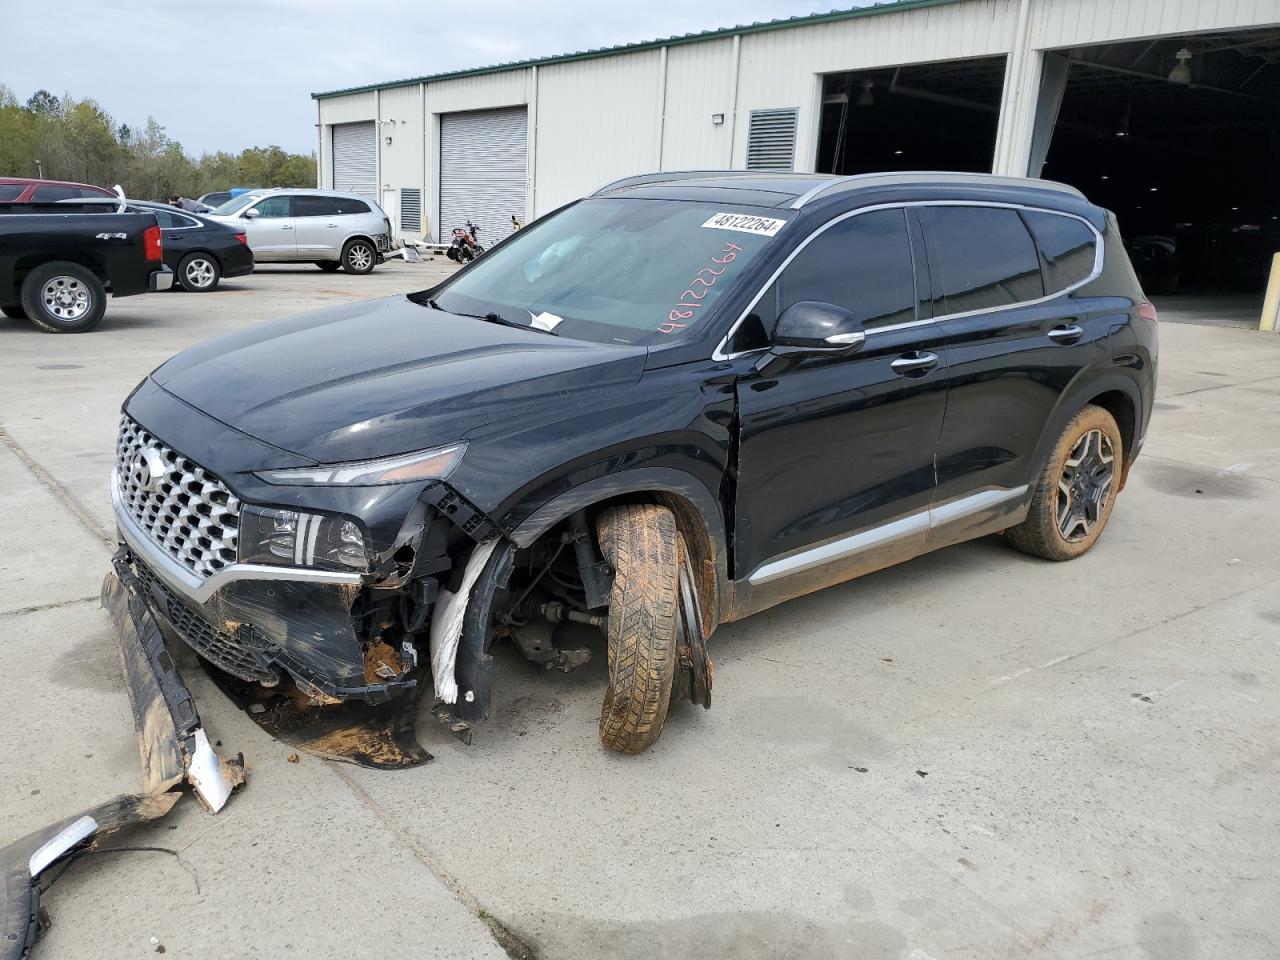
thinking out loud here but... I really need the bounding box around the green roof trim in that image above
[311,0,964,99]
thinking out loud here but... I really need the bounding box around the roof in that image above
[312,0,963,99]
[593,170,1087,208]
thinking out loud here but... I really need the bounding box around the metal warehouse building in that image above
[313,0,1280,300]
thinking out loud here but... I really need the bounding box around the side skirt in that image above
[725,486,1029,622]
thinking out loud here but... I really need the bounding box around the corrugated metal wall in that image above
[534,50,664,213]
[315,0,1280,218]
[661,38,737,170]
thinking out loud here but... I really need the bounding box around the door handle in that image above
[1048,323,1084,345]
[890,351,939,377]
[281,225,293,230]
[326,223,339,228]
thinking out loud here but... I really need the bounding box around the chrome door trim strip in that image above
[713,201,1105,361]
[746,485,1029,586]
[748,511,929,586]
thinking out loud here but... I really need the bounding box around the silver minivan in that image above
[206,189,393,274]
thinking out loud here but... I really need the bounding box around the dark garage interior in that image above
[817,56,1007,177]
[1041,31,1280,299]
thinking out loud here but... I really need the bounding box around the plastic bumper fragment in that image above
[102,559,244,813]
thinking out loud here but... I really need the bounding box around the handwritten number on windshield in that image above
[661,241,743,334]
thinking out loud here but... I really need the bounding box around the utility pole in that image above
[35,160,44,179]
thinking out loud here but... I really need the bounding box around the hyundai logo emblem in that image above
[132,446,167,493]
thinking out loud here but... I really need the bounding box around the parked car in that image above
[205,189,392,274]
[0,177,116,207]
[0,206,172,332]
[198,187,258,209]
[106,170,1156,756]
[125,200,253,292]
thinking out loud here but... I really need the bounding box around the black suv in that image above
[108,171,1157,754]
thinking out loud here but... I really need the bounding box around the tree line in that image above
[0,86,316,200]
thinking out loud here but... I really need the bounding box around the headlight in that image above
[239,505,368,572]
[256,442,466,486]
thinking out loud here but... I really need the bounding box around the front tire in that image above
[20,262,107,333]
[178,252,221,292]
[1005,404,1123,561]
[341,239,376,275]
[595,504,679,754]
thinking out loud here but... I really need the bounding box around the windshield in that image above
[430,198,788,346]
[211,193,264,216]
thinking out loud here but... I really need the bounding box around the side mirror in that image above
[756,300,865,374]
[243,208,260,219]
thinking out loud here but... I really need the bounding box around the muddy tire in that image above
[1006,404,1123,562]
[595,504,678,754]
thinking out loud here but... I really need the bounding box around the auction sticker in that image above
[701,212,786,237]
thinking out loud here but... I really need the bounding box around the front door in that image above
[733,207,948,584]
[242,195,296,260]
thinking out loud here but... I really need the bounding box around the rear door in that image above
[732,207,948,581]
[292,194,343,259]
[242,195,295,260]
[922,204,1105,505]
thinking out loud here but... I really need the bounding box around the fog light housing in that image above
[239,505,368,572]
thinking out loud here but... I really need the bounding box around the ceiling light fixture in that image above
[1169,47,1193,84]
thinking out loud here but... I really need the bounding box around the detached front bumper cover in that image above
[102,554,244,813]
[1,793,180,960]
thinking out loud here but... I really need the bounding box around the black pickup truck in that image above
[0,209,173,332]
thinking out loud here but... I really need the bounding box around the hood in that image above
[152,295,648,464]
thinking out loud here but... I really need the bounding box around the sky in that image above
[2,0,871,157]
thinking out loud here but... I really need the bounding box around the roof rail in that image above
[591,170,770,196]
[790,171,1086,208]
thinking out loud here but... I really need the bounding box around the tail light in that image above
[143,224,162,262]
[1138,302,1158,323]
[234,233,249,247]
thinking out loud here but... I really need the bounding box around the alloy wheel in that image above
[348,244,373,270]
[1056,428,1115,542]
[41,276,92,321]
[185,258,216,288]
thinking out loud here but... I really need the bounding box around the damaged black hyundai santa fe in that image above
[107,171,1157,755]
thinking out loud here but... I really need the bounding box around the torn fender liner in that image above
[103,562,244,813]
[1,792,179,960]
[429,538,500,705]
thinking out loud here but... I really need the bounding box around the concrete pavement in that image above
[1,263,1277,959]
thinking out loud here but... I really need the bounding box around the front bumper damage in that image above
[102,559,244,812]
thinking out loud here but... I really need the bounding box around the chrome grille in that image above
[115,416,240,578]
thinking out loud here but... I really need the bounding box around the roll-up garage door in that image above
[439,107,527,246]
[331,121,376,198]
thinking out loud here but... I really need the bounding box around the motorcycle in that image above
[446,220,485,262]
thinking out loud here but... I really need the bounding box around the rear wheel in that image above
[20,262,107,333]
[595,504,679,754]
[341,239,376,275]
[315,260,341,272]
[1005,404,1123,561]
[1,304,26,319]
[178,252,221,292]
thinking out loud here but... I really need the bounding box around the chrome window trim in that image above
[713,200,1105,361]
[112,469,361,605]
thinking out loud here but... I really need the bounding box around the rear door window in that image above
[32,185,83,202]
[921,206,1044,315]
[1022,211,1098,293]
[0,185,23,201]
[294,195,343,217]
